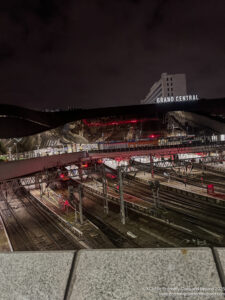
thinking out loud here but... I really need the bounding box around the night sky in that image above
[0,0,225,110]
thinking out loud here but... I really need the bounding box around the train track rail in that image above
[50,184,136,248]
[118,180,225,244]
[122,180,225,221]
[53,175,225,246]
[0,191,35,250]
[64,180,141,248]
[153,167,225,194]
[82,184,209,247]
[0,188,80,251]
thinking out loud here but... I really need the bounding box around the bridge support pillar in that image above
[78,167,83,182]
[102,165,109,215]
[150,155,154,178]
[78,184,84,225]
[35,176,39,190]
[118,167,125,225]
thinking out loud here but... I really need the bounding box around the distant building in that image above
[141,73,187,104]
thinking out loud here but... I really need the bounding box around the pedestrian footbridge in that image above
[0,152,87,181]
[1,142,225,181]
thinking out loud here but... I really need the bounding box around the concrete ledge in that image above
[70,248,223,300]
[214,248,225,288]
[0,251,74,300]
[0,248,224,300]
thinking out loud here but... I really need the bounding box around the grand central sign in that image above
[156,94,199,104]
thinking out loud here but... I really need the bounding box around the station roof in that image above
[0,98,224,138]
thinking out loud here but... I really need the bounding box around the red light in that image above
[196,153,206,156]
[64,200,69,206]
[115,157,122,162]
[82,118,159,127]
[106,173,116,179]
[82,163,88,168]
[148,134,160,139]
[60,174,65,179]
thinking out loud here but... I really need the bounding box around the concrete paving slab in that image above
[214,248,225,287]
[0,251,74,300]
[70,248,223,300]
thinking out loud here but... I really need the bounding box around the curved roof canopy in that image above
[0,98,224,138]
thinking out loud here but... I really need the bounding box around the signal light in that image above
[106,173,116,179]
[60,173,65,179]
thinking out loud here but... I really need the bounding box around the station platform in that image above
[0,247,224,299]
[30,189,114,249]
[132,171,225,205]
[207,162,225,173]
[0,216,12,252]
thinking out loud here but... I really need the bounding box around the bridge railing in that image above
[2,135,225,162]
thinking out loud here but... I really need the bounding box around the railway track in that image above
[133,161,225,194]
[90,171,225,228]
[122,178,225,221]
[0,188,80,251]
[59,182,141,248]
[0,191,35,251]
[82,202,140,248]
[89,176,224,245]
[153,167,225,194]
[82,185,204,247]
[50,183,138,248]
[117,180,225,244]
[53,175,225,246]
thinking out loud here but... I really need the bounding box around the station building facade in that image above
[141,73,187,104]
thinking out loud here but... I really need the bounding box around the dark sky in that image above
[0,0,225,109]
